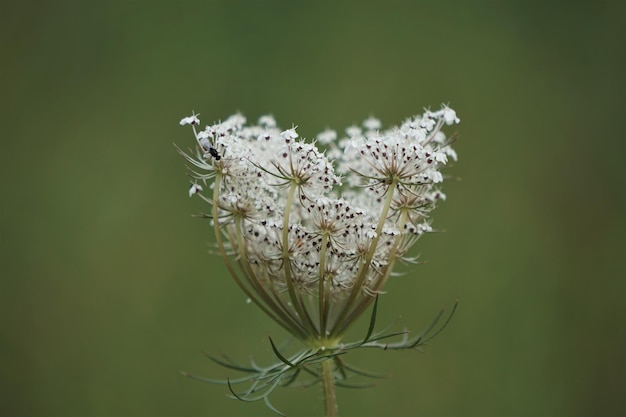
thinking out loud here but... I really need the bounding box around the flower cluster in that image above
[178,106,459,347]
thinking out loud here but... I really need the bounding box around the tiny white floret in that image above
[317,129,337,145]
[259,115,277,128]
[180,113,200,126]
[280,126,299,140]
[189,183,203,197]
[363,117,382,131]
[442,106,460,125]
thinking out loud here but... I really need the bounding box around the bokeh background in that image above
[2,2,625,416]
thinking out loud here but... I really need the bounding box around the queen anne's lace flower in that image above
[178,107,459,345]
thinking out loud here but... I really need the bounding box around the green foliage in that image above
[182,297,458,415]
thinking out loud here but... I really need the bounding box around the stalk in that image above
[318,233,329,338]
[329,179,398,338]
[234,217,308,339]
[281,181,317,336]
[212,173,298,336]
[336,208,410,335]
[321,358,338,417]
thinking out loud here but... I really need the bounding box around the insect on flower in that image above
[202,146,222,161]
[198,137,221,161]
[178,107,461,416]
[179,113,223,161]
[206,145,221,161]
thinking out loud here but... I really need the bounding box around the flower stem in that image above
[318,233,330,338]
[321,359,338,417]
[212,173,302,338]
[330,178,398,338]
[282,181,317,335]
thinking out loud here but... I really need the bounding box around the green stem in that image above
[281,182,317,336]
[211,173,255,300]
[233,217,308,339]
[318,233,329,338]
[211,173,299,337]
[329,179,398,338]
[321,358,338,417]
[337,208,410,334]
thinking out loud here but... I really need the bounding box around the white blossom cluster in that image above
[178,106,459,343]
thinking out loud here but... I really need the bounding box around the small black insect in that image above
[200,140,221,161]
[208,146,221,161]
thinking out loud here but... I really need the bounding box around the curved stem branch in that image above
[329,180,398,338]
[212,173,298,336]
[282,182,317,337]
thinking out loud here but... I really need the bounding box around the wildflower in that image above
[178,106,459,345]
[178,106,460,416]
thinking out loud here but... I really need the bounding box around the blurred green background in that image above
[2,1,625,416]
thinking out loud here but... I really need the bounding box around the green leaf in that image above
[362,294,379,344]
[202,351,258,373]
[268,337,296,367]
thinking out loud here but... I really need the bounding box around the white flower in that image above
[419,114,437,131]
[433,150,448,163]
[316,129,337,145]
[280,126,299,141]
[225,113,246,128]
[197,130,212,140]
[179,112,200,126]
[178,104,459,342]
[442,105,460,125]
[346,125,362,137]
[363,116,382,131]
[259,115,277,127]
[188,182,203,197]
[365,230,377,239]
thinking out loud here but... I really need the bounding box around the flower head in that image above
[178,106,459,345]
